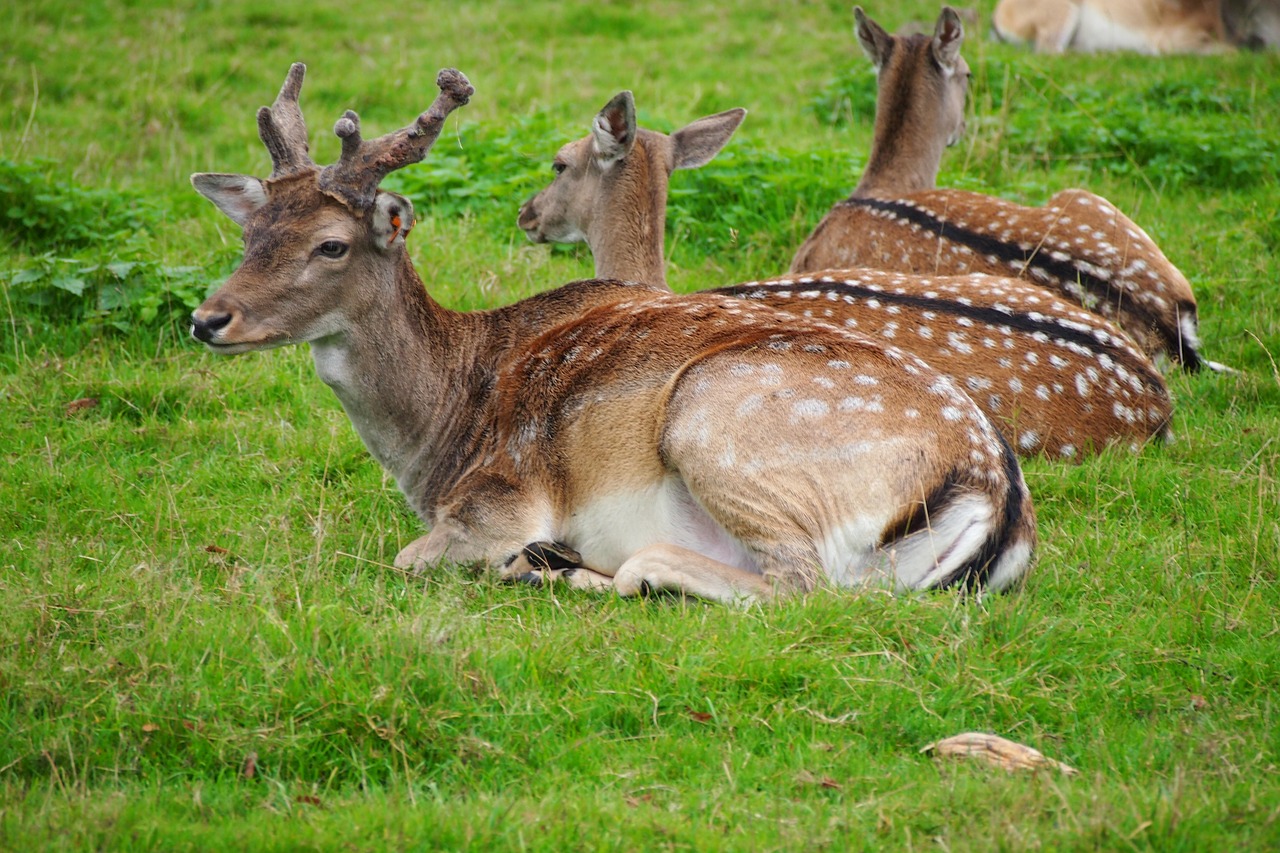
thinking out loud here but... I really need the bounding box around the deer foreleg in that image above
[613,543,773,604]
[393,520,486,574]
[396,469,557,575]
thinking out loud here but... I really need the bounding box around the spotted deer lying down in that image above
[519,91,1172,460]
[993,0,1231,54]
[188,65,1036,601]
[791,6,1219,372]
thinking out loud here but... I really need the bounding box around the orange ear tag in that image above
[387,214,402,246]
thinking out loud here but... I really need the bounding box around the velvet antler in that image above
[318,68,474,210]
[257,63,315,179]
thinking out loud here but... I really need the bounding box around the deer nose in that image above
[517,199,538,230]
[190,311,232,343]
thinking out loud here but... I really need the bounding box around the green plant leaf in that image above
[51,275,86,295]
[9,267,47,285]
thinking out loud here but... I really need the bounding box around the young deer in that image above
[790,6,1218,372]
[519,91,747,286]
[189,65,1036,601]
[519,91,1172,460]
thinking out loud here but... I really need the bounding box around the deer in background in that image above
[791,6,1220,372]
[519,91,1173,460]
[519,92,747,286]
[992,0,1277,54]
[189,65,1036,601]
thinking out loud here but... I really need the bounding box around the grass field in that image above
[2,0,1279,849]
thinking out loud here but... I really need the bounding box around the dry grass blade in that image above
[921,732,1078,775]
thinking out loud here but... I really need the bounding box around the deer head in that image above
[854,5,970,196]
[189,64,474,354]
[517,91,745,284]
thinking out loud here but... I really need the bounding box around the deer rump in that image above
[452,293,1030,594]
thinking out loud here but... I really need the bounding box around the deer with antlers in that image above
[188,65,1036,601]
[518,91,1172,460]
[789,6,1219,372]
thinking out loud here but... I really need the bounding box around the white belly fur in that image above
[1074,5,1158,53]
[562,476,760,576]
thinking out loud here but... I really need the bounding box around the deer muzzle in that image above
[190,309,233,344]
[517,197,547,242]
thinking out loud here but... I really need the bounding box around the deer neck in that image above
[852,98,947,199]
[308,254,497,518]
[588,143,671,288]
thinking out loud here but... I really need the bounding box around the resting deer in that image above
[790,6,1219,372]
[519,91,1172,460]
[993,0,1231,54]
[188,65,1036,601]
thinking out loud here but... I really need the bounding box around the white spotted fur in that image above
[520,87,1174,459]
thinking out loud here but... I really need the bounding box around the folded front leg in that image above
[396,471,558,576]
[393,532,442,573]
[613,543,773,604]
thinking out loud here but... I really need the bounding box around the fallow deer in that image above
[189,65,1037,602]
[992,0,1232,54]
[519,91,1173,460]
[790,6,1219,372]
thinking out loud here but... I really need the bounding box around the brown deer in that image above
[189,64,1036,601]
[519,91,1173,460]
[790,6,1220,372]
[993,0,1230,54]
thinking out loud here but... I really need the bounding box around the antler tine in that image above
[257,62,315,178]
[319,68,474,210]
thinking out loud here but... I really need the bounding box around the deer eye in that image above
[317,240,349,259]
[552,161,567,175]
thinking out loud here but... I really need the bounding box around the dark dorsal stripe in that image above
[842,196,1201,370]
[714,279,1165,392]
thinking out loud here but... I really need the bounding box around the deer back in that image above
[791,188,1205,370]
[716,269,1173,459]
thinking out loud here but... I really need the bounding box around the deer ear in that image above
[373,192,416,251]
[191,173,268,226]
[854,7,894,71]
[671,108,747,171]
[932,6,965,72]
[591,91,637,166]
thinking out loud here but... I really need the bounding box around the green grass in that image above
[2,0,1279,849]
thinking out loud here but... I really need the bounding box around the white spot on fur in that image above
[793,399,831,419]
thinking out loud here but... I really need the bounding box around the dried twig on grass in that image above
[922,732,1078,775]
